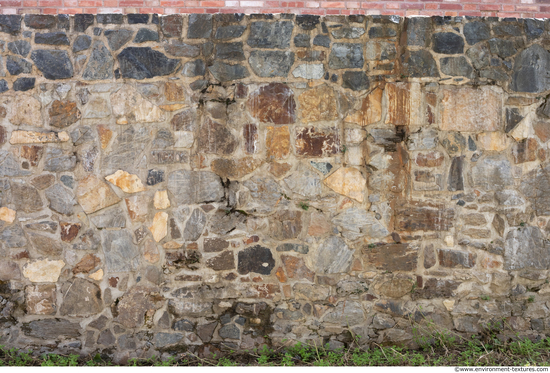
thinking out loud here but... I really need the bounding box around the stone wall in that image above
[0,13,549,361]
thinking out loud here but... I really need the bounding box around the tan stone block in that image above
[10,130,70,144]
[134,100,165,123]
[385,82,422,126]
[26,284,56,315]
[10,94,42,126]
[105,170,146,194]
[477,132,511,151]
[73,253,101,274]
[345,87,383,126]
[164,81,185,102]
[154,190,170,209]
[415,151,444,167]
[440,86,502,132]
[149,211,168,242]
[23,259,65,282]
[298,85,338,123]
[97,125,112,149]
[266,126,290,161]
[89,269,103,281]
[509,112,534,142]
[0,207,16,223]
[308,212,331,236]
[323,167,366,202]
[76,175,121,214]
[159,103,186,112]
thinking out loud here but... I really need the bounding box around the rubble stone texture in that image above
[0,13,549,356]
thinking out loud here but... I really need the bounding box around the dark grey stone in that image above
[432,32,464,54]
[25,14,56,29]
[0,80,7,93]
[60,175,74,189]
[173,319,194,332]
[188,14,212,39]
[215,42,245,61]
[488,38,517,58]
[31,50,73,80]
[35,32,69,45]
[249,51,294,77]
[401,50,439,78]
[511,44,550,93]
[505,108,523,132]
[57,14,69,30]
[0,15,21,35]
[154,333,183,348]
[448,156,464,191]
[215,25,246,40]
[208,210,246,236]
[313,34,330,48]
[6,55,32,75]
[493,22,523,37]
[167,170,224,205]
[440,56,474,78]
[13,77,35,91]
[190,79,208,91]
[405,17,432,47]
[368,26,397,38]
[505,226,550,270]
[147,169,164,185]
[7,40,31,57]
[97,14,123,24]
[102,230,140,272]
[73,35,91,53]
[74,14,94,32]
[296,15,319,30]
[104,29,133,50]
[23,319,81,340]
[294,34,310,48]
[208,61,249,82]
[332,27,365,39]
[183,208,207,242]
[164,41,201,57]
[524,19,544,40]
[128,14,149,24]
[466,42,490,70]
[276,243,309,254]
[97,329,116,346]
[342,71,369,91]
[45,184,74,215]
[0,150,31,177]
[218,324,240,339]
[328,43,363,69]
[134,28,159,43]
[468,136,477,151]
[90,207,126,229]
[237,245,275,275]
[44,147,76,172]
[0,224,27,248]
[214,13,244,22]
[182,59,205,77]
[247,21,293,49]
[118,47,180,79]
[463,21,490,45]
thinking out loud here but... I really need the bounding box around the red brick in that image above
[321,1,345,7]
[480,4,500,11]
[439,4,462,10]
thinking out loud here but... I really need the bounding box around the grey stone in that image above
[313,34,330,48]
[60,278,102,317]
[188,14,212,39]
[405,17,432,47]
[208,61,249,82]
[495,190,525,206]
[488,38,517,59]
[314,236,354,274]
[35,32,69,45]
[134,28,158,43]
[45,184,75,215]
[0,151,30,177]
[182,59,205,77]
[11,181,43,213]
[466,42,490,70]
[323,301,364,326]
[292,63,324,79]
[524,19,544,40]
[97,14,123,24]
[284,164,322,198]
[102,126,150,172]
[88,315,108,330]
[480,68,508,81]
[0,80,7,93]
[118,47,180,79]
[369,26,397,38]
[82,41,114,80]
[401,49,439,77]
[73,229,100,251]
[152,129,175,149]
[471,155,513,191]
[331,27,365,39]
[74,14,94,32]
[90,207,126,229]
[31,50,73,80]
[13,77,35,91]
[25,221,57,233]
[0,224,27,248]
[432,32,464,54]
[6,55,32,75]
[167,170,224,205]
[105,29,133,51]
[294,34,310,47]
[219,324,240,339]
[505,226,550,270]
[215,25,246,40]
[0,260,21,281]
[332,207,389,241]
[197,321,217,342]
[238,245,275,275]
[464,21,490,45]
[440,56,474,78]
[7,40,31,57]
[247,21,293,49]
[97,329,115,346]
[296,15,319,30]
[173,319,193,332]
[102,230,140,272]
[0,15,21,35]
[310,161,333,175]
[44,147,76,172]
[154,333,183,347]
[28,233,62,256]
[249,51,294,77]
[215,42,245,61]
[242,176,290,214]
[164,41,200,57]
[208,210,246,236]
[520,164,550,215]
[183,208,207,241]
[372,313,396,329]
[342,71,370,91]
[73,35,91,53]
[448,156,464,191]
[493,22,523,37]
[511,45,550,93]
[23,319,80,340]
[276,243,309,254]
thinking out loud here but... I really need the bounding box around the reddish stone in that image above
[282,284,291,298]
[247,83,296,124]
[534,121,550,143]
[60,222,80,242]
[73,254,101,274]
[26,284,56,315]
[211,157,261,179]
[481,257,502,269]
[197,117,238,155]
[175,274,202,281]
[413,278,460,299]
[244,235,260,245]
[252,284,280,299]
[415,151,444,167]
[539,148,547,162]
[243,123,258,154]
[252,276,262,282]
[414,170,434,182]
[364,243,418,271]
[235,83,248,99]
[171,108,197,131]
[49,100,81,128]
[512,138,538,164]
[295,127,339,157]
[160,14,183,37]
[281,255,315,282]
[21,145,43,167]
[394,200,455,232]
[109,277,119,287]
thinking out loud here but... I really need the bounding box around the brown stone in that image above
[394,200,455,232]
[10,130,70,144]
[115,286,164,328]
[299,85,338,123]
[308,212,331,236]
[0,261,21,281]
[26,284,56,315]
[11,181,43,213]
[295,127,339,157]
[268,162,292,178]
[97,125,113,149]
[125,195,148,222]
[206,251,235,271]
[266,126,290,161]
[171,108,197,131]
[59,278,102,317]
[323,167,366,202]
[413,278,460,299]
[423,244,436,269]
[144,239,160,263]
[275,267,287,282]
[534,121,550,143]
[364,244,418,272]
[73,253,101,274]
[414,170,434,182]
[481,257,502,269]
[164,81,185,101]
[21,145,43,167]
[243,123,258,154]
[198,117,238,155]
[247,83,296,124]
[385,82,422,126]
[463,213,487,226]
[30,174,55,190]
[49,100,81,128]
[60,222,80,242]
[76,175,121,214]
[269,210,303,240]
[477,132,511,151]
[415,151,444,167]
[440,86,502,132]
[281,255,315,282]
[204,238,230,252]
[438,249,476,268]
[512,138,538,164]
[211,157,261,179]
[345,87,383,126]
[378,278,413,298]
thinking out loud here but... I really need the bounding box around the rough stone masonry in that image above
[0,12,549,362]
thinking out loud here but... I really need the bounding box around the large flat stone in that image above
[76,174,121,214]
[505,226,550,270]
[118,47,180,79]
[31,50,73,80]
[102,230,140,272]
[247,83,296,124]
[167,170,224,205]
[60,278,102,317]
[314,236,354,274]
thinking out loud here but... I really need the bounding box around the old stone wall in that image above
[0,13,549,361]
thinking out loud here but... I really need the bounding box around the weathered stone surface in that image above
[116,286,164,328]
[395,200,454,231]
[82,41,114,80]
[73,35,91,52]
[386,82,422,126]
[206,251,235,271]
[504,226,550,270]
[164,41,200,57]
[438,249,476,268]
[10,180,43,212]
[247,83,296,124]
[23,259,65,282]
[269,210,303,240]
[464,21,490,45]
[324,167,366,202]
[282,255,314,282]
[60,222,80,242]
[299,85,338,123]
[328,43,364,69]
[90,207,126,229]
[295,127,339,157]
[105,170,146,193]
[208,61,249,82]
[401,50,439,78]
[511,45,550,93]
[266,126,290,161]
[432,32,464,54]
[102,230,140,272]
[249,51,294,77]
[0,207,15,223]
[332,207,389,241]
[215,25,246,40]
[284,163,322,198]
[520,164,550,215]
[31,50,73,80]
[248,21,293,49]
[197,118,237,155]
[8,40,31,57]
[10,130,70,144]
[26,284,56,315]
[167,170,224,205]
[76,175,121,214]
[365,243,417,272]
[324,301,364,326]
[211,157,261,179]
[440,56,474,78]
[216,42,245,61]
[448,156,464,191]
[149,211,168,242]
[415,151,444,167]
[59,278,101,317]
[134,28,159,43]
[118,47,180,79]
[188,14,211,38]
[472,154,513,191]
[49,100,81,128]
[314,236,353,274]
[237,245,275,275]
[345,88,383,126]
[10,94,42,126]
[7,55,32,75]
[0,260,20,281]
[23,319,80,340]
[35,32,70,45]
